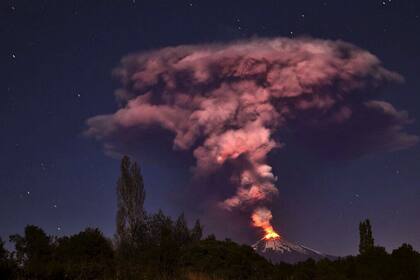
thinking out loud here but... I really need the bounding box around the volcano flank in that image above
[252,236,336,264]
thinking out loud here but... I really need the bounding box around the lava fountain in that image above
[252,207,280,240]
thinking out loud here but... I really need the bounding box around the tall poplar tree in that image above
[359,219,375,255]
[191,219,203,242]
[115,156,146,279]
[116,155,146,243]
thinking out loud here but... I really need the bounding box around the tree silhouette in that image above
[174,213,191,246]
[10,225,52,279]
[55,228,115,279]
[115,155,146,279]
[0,238,7,260]
[116,156,146,243]
[191,219,203,242]
[0,238,16,279]
[359,219,375,255]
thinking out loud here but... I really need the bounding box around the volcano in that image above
[252,236,335,264]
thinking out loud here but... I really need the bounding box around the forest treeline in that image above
[1,156,419,280]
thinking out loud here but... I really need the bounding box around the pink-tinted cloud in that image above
[86,37,417,231]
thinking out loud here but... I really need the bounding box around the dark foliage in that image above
[54,228,115,279]
[116,155,146,244]
[181,238,274,280]
[9,226,114,280]
[271,246,420,280]
[10,225,54,279]
[4,226,420,280]
[2,156,419,279]
[0,238,17,279]
[115,155,147,279]
[359,219,375,255]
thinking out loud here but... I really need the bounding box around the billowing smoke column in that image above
[86,38,417,237]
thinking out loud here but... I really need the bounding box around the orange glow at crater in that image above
[251,207,281,240]
[263,227,280,240]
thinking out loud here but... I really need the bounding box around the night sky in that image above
[1,0,420,257]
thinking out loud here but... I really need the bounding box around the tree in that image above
[359,219,374,255]
[55,228,115,280]
[116,156,146,244]
[10,225,53,279]
[115,156,147,279]
[141,210,179,279]
[191,219,203,242]
[0,238,17,280]
[174,213,191,246]
[181,238,274,280]
[0,238,7,260]
[390,244,420,280]
[365,220,374,250]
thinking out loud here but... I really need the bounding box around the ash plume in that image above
[86,37,417,235]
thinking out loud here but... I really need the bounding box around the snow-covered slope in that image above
[252,237,334,264]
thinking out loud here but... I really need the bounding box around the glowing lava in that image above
[264,227,280,240]
[252,207,281,240]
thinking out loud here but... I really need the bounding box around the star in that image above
[11,53,16,59]
[57,226,62,231]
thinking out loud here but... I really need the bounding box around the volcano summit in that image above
[252,236,335,264]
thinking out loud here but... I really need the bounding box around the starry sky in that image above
[1,0,420,256]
